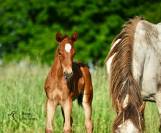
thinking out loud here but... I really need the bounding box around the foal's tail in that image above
[106,16,145,132]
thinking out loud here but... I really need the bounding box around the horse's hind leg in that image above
[82,91,93,133]
[155,92,161,132]
[45,99,57,133]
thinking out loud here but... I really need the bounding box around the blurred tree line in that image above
[0,0,161,65]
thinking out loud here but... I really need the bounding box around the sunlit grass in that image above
[0,63,160,133]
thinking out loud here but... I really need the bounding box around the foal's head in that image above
[56,32,78,80]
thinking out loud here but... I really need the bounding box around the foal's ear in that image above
[56,32,63,42]
[71,32,78,42]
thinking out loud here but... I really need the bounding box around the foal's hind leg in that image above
[82,93,93,133]
[155,92,161,132]
[45,99,57,133]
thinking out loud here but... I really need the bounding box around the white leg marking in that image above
[83,102,93,133]
[45,100,57,131]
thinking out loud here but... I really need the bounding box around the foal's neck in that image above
[52,50,63,78]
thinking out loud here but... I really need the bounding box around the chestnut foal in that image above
[44,32,93,133]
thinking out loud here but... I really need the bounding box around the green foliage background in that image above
[0,0,161,65]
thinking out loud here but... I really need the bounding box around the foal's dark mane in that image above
[106,16,145,131]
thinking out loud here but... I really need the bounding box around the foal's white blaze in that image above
[106,53,116,74]
[123,94,129,108]
[65,43,72,53]
[117,119,139,133]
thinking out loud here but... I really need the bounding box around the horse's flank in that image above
[132,20,161,98]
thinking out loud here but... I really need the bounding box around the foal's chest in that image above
[50,78,83,104]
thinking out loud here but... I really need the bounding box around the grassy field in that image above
[0,63,160,133]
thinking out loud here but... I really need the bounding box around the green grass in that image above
[0,63,160,133]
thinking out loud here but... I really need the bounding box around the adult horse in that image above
[44,32,93,133]
[105,16,161,133]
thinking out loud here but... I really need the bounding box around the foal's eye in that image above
[58,52,62,56]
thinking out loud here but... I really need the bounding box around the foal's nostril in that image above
[64,71,73,79]
[70,71,73,76]
[64,72,66,75]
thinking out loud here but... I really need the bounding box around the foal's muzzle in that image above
[64,71,73,80]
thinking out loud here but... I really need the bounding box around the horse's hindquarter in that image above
[132,20,161,100]
[77,63,93,103]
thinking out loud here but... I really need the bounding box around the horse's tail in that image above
[106,16,145,132]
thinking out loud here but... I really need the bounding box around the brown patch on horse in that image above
[106,16,145,132]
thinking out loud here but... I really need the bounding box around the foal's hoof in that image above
[64,129,72,133]
[45,129,53,133]
[86,128,93,133]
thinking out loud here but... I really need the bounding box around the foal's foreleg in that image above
[61,107,65,123]
[61,107,73,127]
[62,97,72,133]
[82,94,93,133]
[45,99,57,133]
